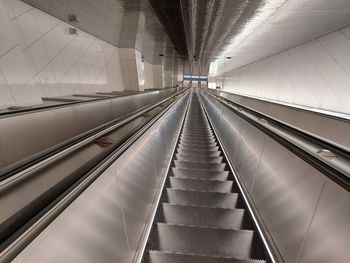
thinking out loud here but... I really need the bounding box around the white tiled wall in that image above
[0,0,125,109]
[143,62,154,90]
[153,65,163,89]
[218,26,350,115]
[119,48,139,91]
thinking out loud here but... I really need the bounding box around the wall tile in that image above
[218,25,350,114]
[0,1,175,108]
[0,45,36,94]
[15,75,44,105]
[9,0,31,17]
[29,39,50,73]
[0,70,13,106]
[0,1,17,56]
[15,8,41,49]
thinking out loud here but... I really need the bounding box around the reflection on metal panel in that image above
[201,90,350,263]
[234,122,265,192]
[12,93,189,263]
[298,180,350,263]
[0,89,177,174]
[251,136,325,263]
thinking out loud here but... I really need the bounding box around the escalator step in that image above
[175,153,223,163]
[174,160,226,171]
[160,203,252,229]
[181,133,213,138]
[171,168,229,180]
[179,141,218,147]
[177,148,221,156]
[178,144,219,151]
[181,133,214,138]
[149,224,264,259]
[146,251,266,263]
[180,138,218,146]
[165,188,241,208]
[169,177,237,193]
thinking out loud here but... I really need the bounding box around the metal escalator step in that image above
[177,145,219,151]
[175,153,223,163]
[180,137,216,143]
[149,224,264,259]
[146,251,266,263]
[179,141,218,147]
[182,127,211,131]
[181,131,213,135]
[171,168,229,180]
[177,148,221,156]
[165,188,241,208]
[180,136,217,142]
[174,160,227,171]
[160,203,252,229]
[181,131,213,136]
[169,177,236,192]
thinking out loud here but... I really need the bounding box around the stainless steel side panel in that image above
[0,88,177,172]
[234,122,266,192]
[251,136,325,263]
[297,179,350,263]
[11,93,189,263]
[201,91,350,263]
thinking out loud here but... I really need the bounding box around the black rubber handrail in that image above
[206,90,350,191]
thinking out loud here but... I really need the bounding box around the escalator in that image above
[143,92,268,262]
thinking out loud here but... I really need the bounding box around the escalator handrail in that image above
[0,88,188,187]
[0,88,177,118]
[206,90,350,191]
[0,90,189,263]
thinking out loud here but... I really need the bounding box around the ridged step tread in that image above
[182,128,211,132]
[165,188,242,208]
[180,135,215,140]
[181,131,213,136]
[180,132,215,139]
[148,224,264,259]
[160,203,252,229]
[175,153,223,163]
[179,140,217,146]
[179,141,218,147]
[146,251,266,263]
[178,144,219,152]
[168,177,237,193]
[171,168,230,180]
[174,160,227,171]
[177,148,221,157]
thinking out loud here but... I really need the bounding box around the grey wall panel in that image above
[297,179,350,263]
[200,91,350,263]
[251,136,326,263]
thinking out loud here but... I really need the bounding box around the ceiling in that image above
[23,0,350,77]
